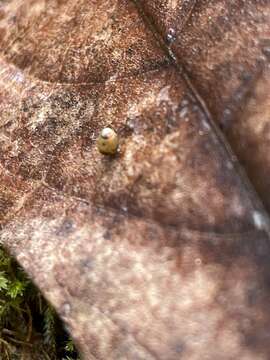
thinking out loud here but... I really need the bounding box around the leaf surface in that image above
[0,1,270,359]
[138,0,270,209]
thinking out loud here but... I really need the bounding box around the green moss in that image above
[0,246,80,360]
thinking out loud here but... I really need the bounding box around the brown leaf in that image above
[138,0,270,210]
[0,1,270,359]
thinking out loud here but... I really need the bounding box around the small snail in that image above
[166,28,176,44]
[97,127,119,155]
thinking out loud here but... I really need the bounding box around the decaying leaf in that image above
[138,0,270,210]
[0,0,270,359]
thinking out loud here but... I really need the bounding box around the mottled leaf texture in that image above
[138,0,270,209]
[0,1,270,359]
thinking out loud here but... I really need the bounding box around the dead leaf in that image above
[138,0,270,210]
[0,1,270,359]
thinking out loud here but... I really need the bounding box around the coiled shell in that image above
[97,127,119,155]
